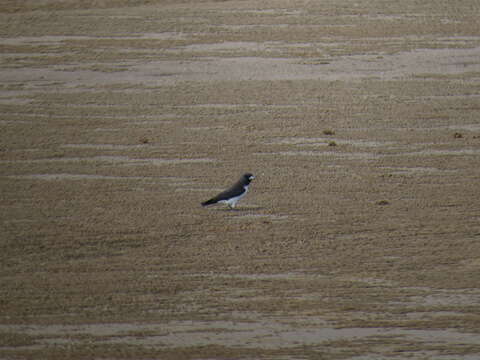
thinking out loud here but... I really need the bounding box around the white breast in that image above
[220,185,249,208]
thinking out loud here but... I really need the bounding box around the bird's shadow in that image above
[209,205,264,212]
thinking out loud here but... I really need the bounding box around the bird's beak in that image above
[250,175,255,180]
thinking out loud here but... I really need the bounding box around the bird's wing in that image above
[213,181,245,201]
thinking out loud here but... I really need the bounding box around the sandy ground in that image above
[1,0,480,359]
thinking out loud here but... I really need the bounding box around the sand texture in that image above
[1,0,480,358]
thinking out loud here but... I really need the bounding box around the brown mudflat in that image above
[1,0,480,358]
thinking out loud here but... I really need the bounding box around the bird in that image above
[201,173,255,209]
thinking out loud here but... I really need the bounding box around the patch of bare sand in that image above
[1,44,480,89]
[3,315,480,351]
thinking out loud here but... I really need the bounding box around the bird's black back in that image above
[201,173,254,206]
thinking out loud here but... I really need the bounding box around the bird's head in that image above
[243,173,255,183]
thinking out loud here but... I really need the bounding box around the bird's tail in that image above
[201,198,217,207]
